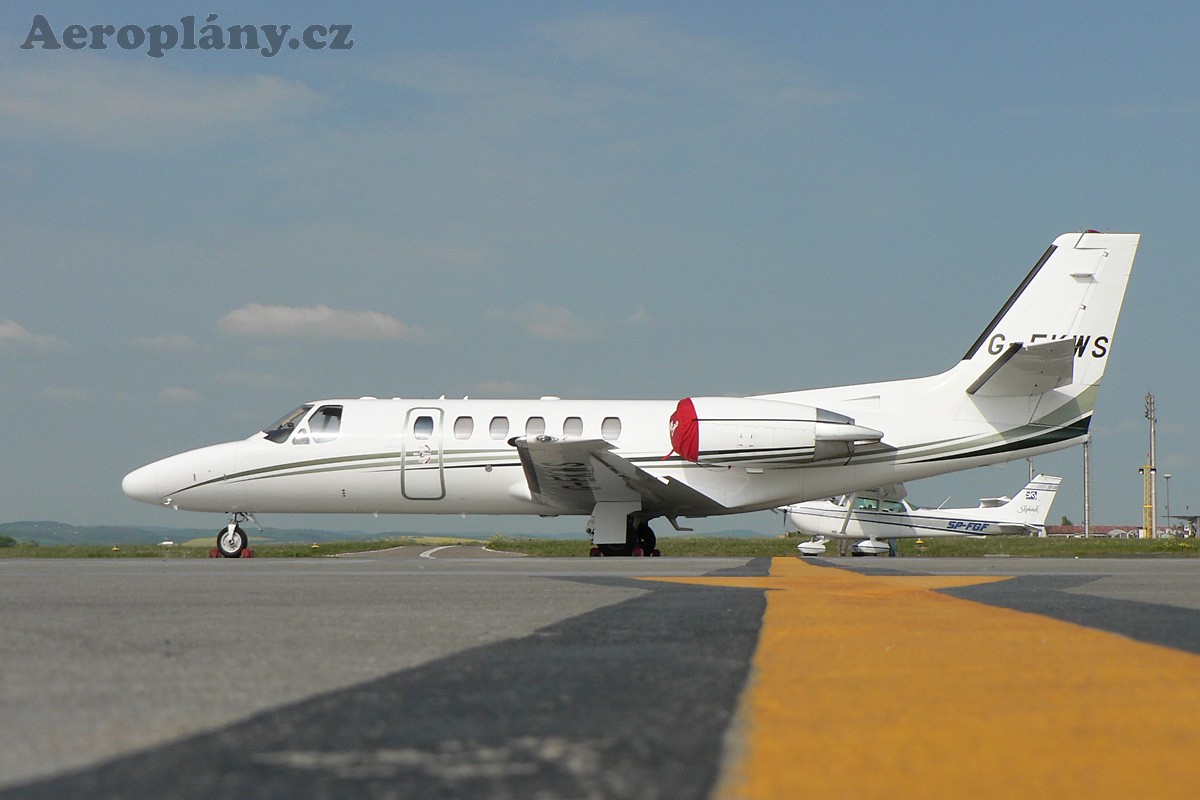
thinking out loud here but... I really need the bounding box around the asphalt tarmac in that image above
[3,549,1200,798]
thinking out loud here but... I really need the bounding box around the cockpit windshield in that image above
[262,405,312,443]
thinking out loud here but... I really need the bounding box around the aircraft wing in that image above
[511,437,727,517]
[873,483,908,502]
[989,523,1036,535]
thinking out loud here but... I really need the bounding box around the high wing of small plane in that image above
[122,231,1139,557]
[786,474,1062,556]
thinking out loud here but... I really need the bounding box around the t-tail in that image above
[954,231,1140,440]
[760,231,1140,475]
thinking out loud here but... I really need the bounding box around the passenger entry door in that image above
[402,408,445,500]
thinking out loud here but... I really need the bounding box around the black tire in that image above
[217,525,247,558]
[596,518,657,557]
[635,521,657,557]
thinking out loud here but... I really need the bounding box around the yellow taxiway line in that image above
[647,558,1200,799]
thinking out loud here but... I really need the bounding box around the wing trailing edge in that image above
[510,436,727,517]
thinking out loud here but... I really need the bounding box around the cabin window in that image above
[526,416,546,437]
[563,416,583,437]
[309,405,343,443]
[413,415,434,440]
[853,497,879,511]
[882,500,904,513]
[489,416,509,440]
[263,405,313,443]
[601,416,622,441]
[453,416,474,439]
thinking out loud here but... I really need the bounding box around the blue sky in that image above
[1,3,1196,536]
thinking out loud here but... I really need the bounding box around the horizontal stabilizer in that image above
[965,339,1076,397]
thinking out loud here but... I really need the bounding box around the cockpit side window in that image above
[310,405,344,444]
[263,405,313,443]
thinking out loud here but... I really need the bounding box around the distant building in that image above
[1046,525,1193,538]
[1045,525,1139,538]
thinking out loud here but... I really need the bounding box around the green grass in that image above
[2,534,1196,559]
[0,536,481,559]
[893,535,1200,558]
[484,534,802,557]
[486,534,1200,558]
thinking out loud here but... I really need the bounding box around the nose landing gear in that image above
[214,513,256,558]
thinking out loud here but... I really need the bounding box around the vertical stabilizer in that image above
[952,232,1138,451]
[961,232,1139,393]
[995,473,1062,529]
[755,231,1139,476]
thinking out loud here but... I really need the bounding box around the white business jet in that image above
[786,473,1062,556]
[123,231,1138,557]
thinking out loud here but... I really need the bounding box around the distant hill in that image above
[1,521,184,546]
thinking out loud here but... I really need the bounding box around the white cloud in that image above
[217,304,416,341]
[131,334,202,353]
[487,304,593,341]
[628,306,653,325]
[159,387,202,403]
[370,11,852,154]
[0,61,322,149]
[39,387,90,403]
[533,13,853,111]
[0,319,62,352]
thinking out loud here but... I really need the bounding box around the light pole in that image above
[1083,436,1091,538]
[1164,473,1172,534]
[1145,394,1158,537]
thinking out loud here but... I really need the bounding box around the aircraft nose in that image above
[122,464,161,505]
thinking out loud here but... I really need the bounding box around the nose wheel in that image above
[215,513,256,558]
[217,524,247,558]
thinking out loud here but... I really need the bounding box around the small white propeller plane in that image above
[786,473,1062,557]
[123,231,1139,557]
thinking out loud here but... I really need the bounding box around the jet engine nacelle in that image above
[669,397,884,468]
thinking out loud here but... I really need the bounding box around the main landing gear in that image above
[590,519,661,557]
[214,513,255,558]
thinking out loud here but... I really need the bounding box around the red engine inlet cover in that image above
[669,397,699,462]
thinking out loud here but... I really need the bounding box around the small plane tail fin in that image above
[960,231,1139,397]
[991,474,1062,529]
